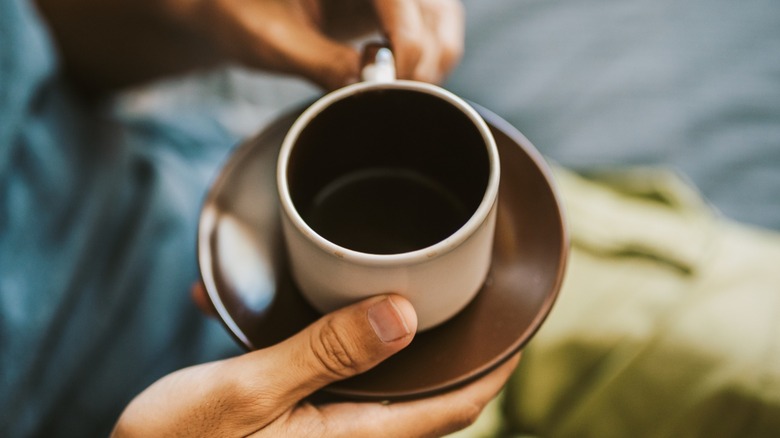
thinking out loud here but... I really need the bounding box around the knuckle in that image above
[396,38,424,68]
[392,36,424,69]
[413,66,439,85]
[440,39,463,68]
[310,318,362,379]
[219,365,279,419]
[400,37,425,58]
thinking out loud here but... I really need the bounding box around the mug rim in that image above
[277,80,500,267]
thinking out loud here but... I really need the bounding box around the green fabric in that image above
[454,166,780,437]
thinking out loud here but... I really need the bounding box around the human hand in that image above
[112,291,519,437]
[183,0,465,89]
[37,0,463,93]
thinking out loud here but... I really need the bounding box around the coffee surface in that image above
[304,168,470,254]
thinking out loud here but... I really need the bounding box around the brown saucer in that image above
[198,102,568,400]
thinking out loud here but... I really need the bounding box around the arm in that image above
[34,0,218,93]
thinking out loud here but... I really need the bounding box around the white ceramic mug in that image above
[277,45,500,330]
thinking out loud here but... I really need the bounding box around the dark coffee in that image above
[285,88,491,255]
[303,168,470,254]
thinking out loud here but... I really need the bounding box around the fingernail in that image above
[367,297,411,343]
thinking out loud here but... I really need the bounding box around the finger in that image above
[278,353,522,437]
[191,282,218,318]
[208,0,361,90]
[229,294,417,421]
[268,26,361,90]
[372,0,425,79]
[276,294,417,395]
[342,353,520,437]
[415,0,465,83]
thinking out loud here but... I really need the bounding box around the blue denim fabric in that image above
[0,1,241,435]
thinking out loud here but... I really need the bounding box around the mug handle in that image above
[361,42,396,83]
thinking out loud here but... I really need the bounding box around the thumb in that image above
[265,25,361,90]
[242,20,360,90]
[260,294,417,408]
[206,4,361,90]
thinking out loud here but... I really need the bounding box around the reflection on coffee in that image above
[303,168,470,254]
